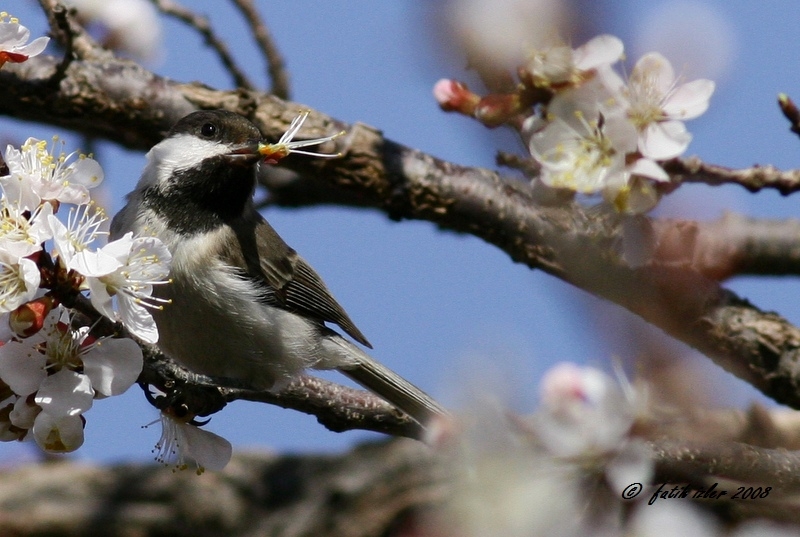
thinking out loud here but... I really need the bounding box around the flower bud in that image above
[433,79,480,115]
[9,296,56,338]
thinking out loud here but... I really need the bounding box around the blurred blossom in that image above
[447,0,569,72]
[63,0,162,62]
[437,402,589,537]
[434,362,653,537]
[525,34,623,90]
[629,501,719,537]
[513,33,713,213]
[632,0,736,82]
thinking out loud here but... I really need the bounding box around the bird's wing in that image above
[221,211,372,348]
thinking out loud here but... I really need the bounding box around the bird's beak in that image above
[223,141,262,167]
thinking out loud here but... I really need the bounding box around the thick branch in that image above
[138,342,424,440]
[0,439,448,537]
[653,213,800,280]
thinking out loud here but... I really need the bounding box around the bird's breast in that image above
[152,231,323,390]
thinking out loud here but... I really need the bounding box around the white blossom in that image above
[533,362,634,456]
[0,198,53,259]
[0,307,143,453]
[0,13,49,68]
[621,52,715,159]
[531,362,653,497]
[48,205,119,277]
[86,232,172,344]
[151,410,233,473]
[527,101,637,194]
[0,250,40,314]
[525,34,624,89]
[31,411,85,453]
[2,137,104,210]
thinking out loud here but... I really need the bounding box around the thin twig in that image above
[44,3,75,85]
[149,0,255,90]
[37,0,108,68]
[664,156,800,195]
[779,93,800,140]
[229,0,290,98]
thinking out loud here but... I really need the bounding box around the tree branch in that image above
[665,157,800,195]
[5,54,800,412]
[229,0,290,98]
[138,345,424,439]
[150,0,255,90]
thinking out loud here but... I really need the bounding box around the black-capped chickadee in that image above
[111,110,446,424]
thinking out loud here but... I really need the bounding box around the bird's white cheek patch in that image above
[146,134,231,186]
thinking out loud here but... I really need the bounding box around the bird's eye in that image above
[200,123,217,138]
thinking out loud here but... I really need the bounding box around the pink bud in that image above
[433,78,480,115]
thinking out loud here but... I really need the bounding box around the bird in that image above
[111,109,447,425]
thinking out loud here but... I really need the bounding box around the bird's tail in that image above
[323,336,448,426]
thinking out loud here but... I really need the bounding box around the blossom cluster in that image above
[435,35,715,214]
[0,135,171,454]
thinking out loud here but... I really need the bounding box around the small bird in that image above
[111,109,446,425]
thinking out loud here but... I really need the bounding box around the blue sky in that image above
[4,0,800,464]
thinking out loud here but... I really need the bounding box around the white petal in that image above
[631,52,675,95]
[605,440,654,496]
[69,248,124,278]
[639,121,692,160]
[27,201,55,244]
[0,23,30,49]
[87,276,116,320]
[12,35,49,57]
[35,370,94,417]
[628,158,669,182]
[0,312,12,342]
[118,295,159,344]
[131,236,172,279]
[573,34,624,71]
[9,395,39,429]
[32,412,85,453]
[53,185,91,206]
[663,79,715,120]
[534,362,634,457]
[67,157,104,189]
[602,113,639,153]
[0,341,47,395]
[83,337,143,397]
[100,233,136,261]
[180,422,233,471]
